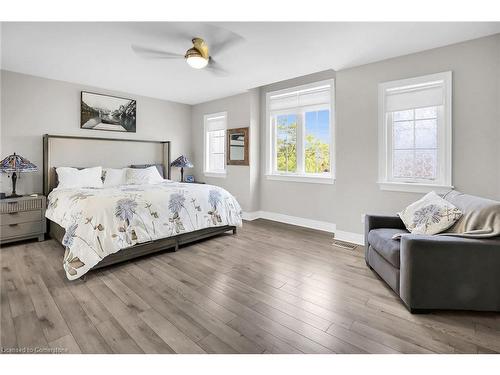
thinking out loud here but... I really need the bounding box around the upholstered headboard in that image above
[43,134,171,195]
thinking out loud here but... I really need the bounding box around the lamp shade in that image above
[0,153,38,173]
[170,155,194,168]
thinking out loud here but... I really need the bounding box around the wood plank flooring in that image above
[1,219,499,354]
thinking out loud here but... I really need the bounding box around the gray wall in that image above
[190,90,260,212]
[0,70,192,195]
[259,34,500,235]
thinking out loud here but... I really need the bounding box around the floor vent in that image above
[332,239,357,250]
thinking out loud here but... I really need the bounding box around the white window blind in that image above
[269,84,331,111]
[385,81,445,112]
[205,115,226,132]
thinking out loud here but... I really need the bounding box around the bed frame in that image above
[43,134,236,272]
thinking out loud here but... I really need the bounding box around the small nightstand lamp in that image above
[0,153,38,198]
[170,155,194,182]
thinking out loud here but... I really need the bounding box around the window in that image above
[266,80,334,184]
[378,72,453,193]
[204,112,227,176]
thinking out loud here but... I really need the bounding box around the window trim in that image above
[265,79,336,183]
[203,111,227,177]
[377,72,453,193]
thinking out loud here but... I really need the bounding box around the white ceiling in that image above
[2,22,499,105]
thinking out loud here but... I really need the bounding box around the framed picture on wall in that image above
[80,91,136,132]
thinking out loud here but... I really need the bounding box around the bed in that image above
[43,134,241,280]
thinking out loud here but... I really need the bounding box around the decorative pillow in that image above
[103,168,127,187]
[130,164,165,179]
[56,166,103,189]
[398,191,462,235]
[125,166,163,185]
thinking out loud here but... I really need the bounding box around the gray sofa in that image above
[365,194,500,313]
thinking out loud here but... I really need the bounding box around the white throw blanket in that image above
[441,190,500,238]
[46,181,242,280]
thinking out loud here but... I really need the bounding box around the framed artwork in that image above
[81,91,136,132]
[185,175,195,183]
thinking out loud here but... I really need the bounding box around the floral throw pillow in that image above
[398,191,462,235]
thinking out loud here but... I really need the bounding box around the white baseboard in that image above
[241,211,262,221]
[243,210,334,232]
[334,230,365,246]
[242,210,365,245]
[259,211,336,233]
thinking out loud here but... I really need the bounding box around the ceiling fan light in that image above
[186,55,208,69]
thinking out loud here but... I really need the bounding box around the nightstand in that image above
[0,195,46,245]
[184,181,206,184]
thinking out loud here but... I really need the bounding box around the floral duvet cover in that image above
[45,181,242,280]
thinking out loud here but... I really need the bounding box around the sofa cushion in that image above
[368,228,408,268]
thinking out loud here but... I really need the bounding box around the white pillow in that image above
[56,166,103,189]
[103,168,127,187]
[398,191,462,235]
[125,166,163,185]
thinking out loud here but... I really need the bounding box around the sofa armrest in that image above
[400,235,500,311]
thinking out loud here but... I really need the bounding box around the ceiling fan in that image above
[131,28,243,76]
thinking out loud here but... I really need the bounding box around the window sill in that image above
[204,172,227,178]
[265,174,335,185]
[378,181,454,194]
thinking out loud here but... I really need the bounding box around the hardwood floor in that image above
[1,219,499,354]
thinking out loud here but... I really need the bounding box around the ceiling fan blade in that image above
[209,29,244,56]
[131,44,184,59]
[160,23,243,54]
[206,57,228,76]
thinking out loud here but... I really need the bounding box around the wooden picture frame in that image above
[226,127,249,166]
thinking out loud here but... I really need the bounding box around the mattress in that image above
[45,181,242,280]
